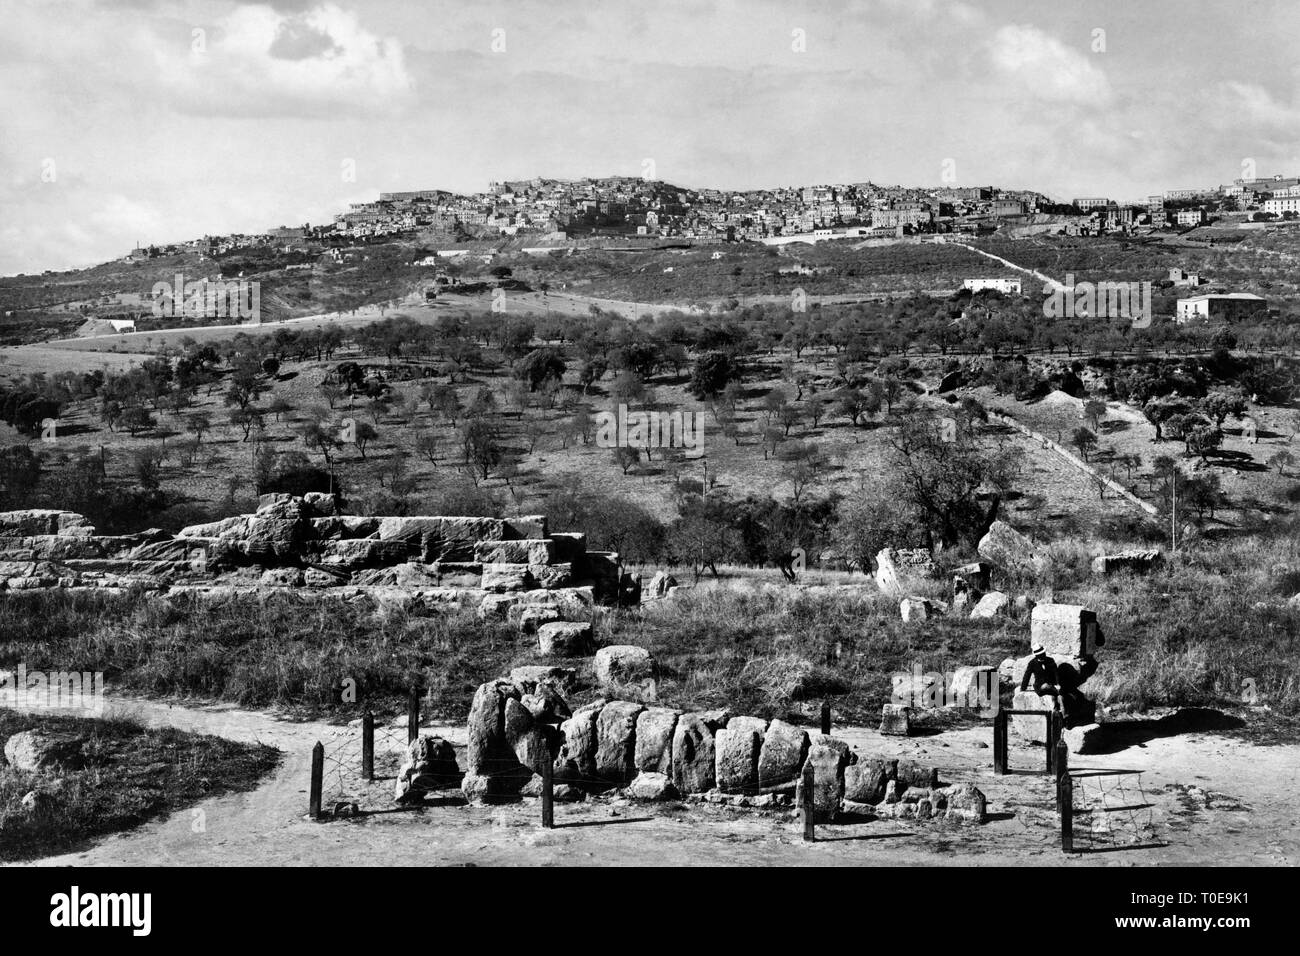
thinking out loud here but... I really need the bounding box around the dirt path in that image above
[20,696,1299,867]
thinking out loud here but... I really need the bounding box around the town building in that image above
[962,277,1022,294]
[1176,293,1267,323]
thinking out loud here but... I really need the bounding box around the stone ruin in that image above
[0,495,629,624]
[1000,603,1107,753]
[395,670,987,826]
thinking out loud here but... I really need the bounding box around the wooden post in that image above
[407,686,420,745]
[1054,740,1069,811]
[820,700,831,736]
[362,711,375,781]
[1059,767,1074,853]
[309,741,324,820]
[541,744,555,829]
[800,760,816,842]
[993,709,1007,775]
[1046,711,1058,774]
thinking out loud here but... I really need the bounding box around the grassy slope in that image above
[0,710,279,861]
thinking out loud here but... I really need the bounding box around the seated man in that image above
[1021,642,1098,726]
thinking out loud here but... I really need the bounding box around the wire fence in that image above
[1068,768,1160,852]
[318,716,415,814]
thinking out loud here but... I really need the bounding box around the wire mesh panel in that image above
[1069,769,1160,851]
[319,720,416,814]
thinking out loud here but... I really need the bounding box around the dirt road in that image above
[20,696,1298,867]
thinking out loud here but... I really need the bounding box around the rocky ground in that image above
[17,694,1297,867]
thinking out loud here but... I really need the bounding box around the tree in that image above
[1083,399,1107,432]
[610,372,646,405]
[665,499,743,582]
[1071,427,1098,461]
[414,429,439,464]
[320,382,343,409]
[884,414,1021,550]
[689,351,736,399]
[186,412,212,446]
[268,396,294,423]
[350,421,378,459]
[459,420,502,481]
[120,404,156,436]
[613,445,641,475]
[1268,450,1295,476]
[1200,388,1246,432]
[515,347,566,392]
[228,406,265,442]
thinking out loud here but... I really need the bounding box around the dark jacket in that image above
[1020,654,1059,694]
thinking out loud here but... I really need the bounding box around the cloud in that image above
[988,23,1112,106]
[156,3,415,117]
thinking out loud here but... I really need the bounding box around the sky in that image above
[2,0,1299,275]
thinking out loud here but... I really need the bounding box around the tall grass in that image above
[2,531,1298,724]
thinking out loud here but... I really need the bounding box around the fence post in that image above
[407,686,420,745]
[362,710,375,781]
[541,743,555,829]
[1046,711,1058,774]
[820,701,831,736]
[1054,739,1069,811]
[800,760,816,842]
[993,709,1007,775]
[309,741,324,821]
[1059,766,1074,853]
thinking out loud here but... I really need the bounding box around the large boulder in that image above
[757,719,809,789]
[647,571,678,599]
[3,730,84,771]
[520,683,571,725]
[509,666,577,695]
[463,679,530,800]
[634,708,680,775]
[480,563,534,593]
[394,735,462,803]
[844,757,896,805]
[969,591,1009,619]
[537,621,593,656]
[474,539,557,565]
[626,771,677,801]
[879,703,911,736]
[795,735,852,823]
[1063,722,1106,754]
[944,782,987,823]
[953,561,992,592]
[715,715,768,794]
[0,510,95,538]
[977,520,1048,578]
[900,596,944,622]
[555,701,603,784]
[1091,550,1162,576]
[671,711,729,794]
[593,645,657,687]
[896,759,939,790]
[874,548,936,596]
[503,697,557,776]
[595,700,644,783]
[1031,604,1103,657]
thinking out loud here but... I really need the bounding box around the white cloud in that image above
[155,3,415,117]
[989,23,1112,106]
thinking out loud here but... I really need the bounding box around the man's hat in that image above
[1030,640,1046,654]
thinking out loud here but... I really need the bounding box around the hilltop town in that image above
[118,170,1300,261]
